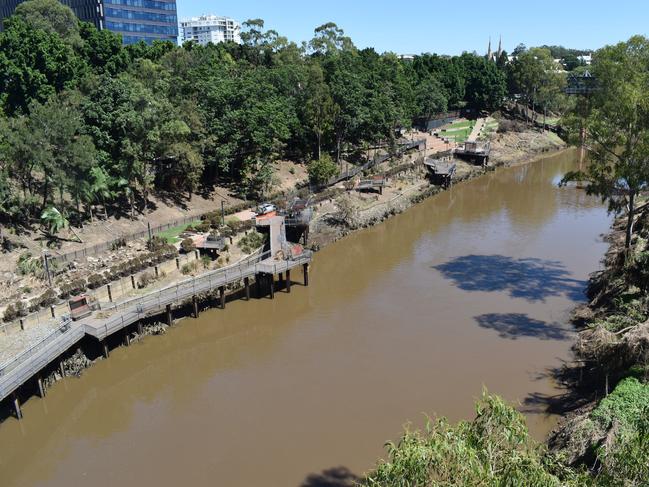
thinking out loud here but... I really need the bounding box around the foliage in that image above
[0,1,565,230]
[238,231,266,254]
[40,207,68,235]
[17,251,44,278]
[562,36,649,251]
[180,237,196,253]
[363,392,588,486]
[307,154,338,186]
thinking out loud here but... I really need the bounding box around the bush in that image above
[87,274,106,289]
[138,272,154,289]
[17,252,44,278]
[194,221,212,233]
[146,236,167,252]
[181,238,196,253]
[497,119,526,133]
[238,231,266,254]
[308,155,339,186]
[201,255,212,269]
[38,289,57,308]
[181,261,200,275]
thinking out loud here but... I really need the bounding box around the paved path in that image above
[467,118,486,142]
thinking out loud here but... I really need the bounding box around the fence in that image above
[49,213,204,267]
[321,139,426,189]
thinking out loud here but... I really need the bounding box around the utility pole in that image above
[43,251,53,288]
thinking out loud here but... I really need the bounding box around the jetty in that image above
[424,158,457,188]
[0,216,312,420]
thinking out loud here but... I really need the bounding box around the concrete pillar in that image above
[192,295,199,318]
[124,331,131,347]
[244,277,250,301]
[303,263,309,286]
[101,340,109,359]
[19,319,25,331]
[107,284,113,303]
[219,286,226,309]
[255,274,262,297]
[137,322,144,336]
[155,266,159,278]
[59,361,66,378]
[50,306,55,319]
[279,273,284,291]
[131,275,136,290]
[269,274,275,300]
[165,304,173,326]
[286,269,291,293]
[37,376,46,398]
[12,393,22,420]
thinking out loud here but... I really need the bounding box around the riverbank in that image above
[308,127,566,249]
[547,201,649,478]
[0,144,608,487]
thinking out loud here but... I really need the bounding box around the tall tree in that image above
[564,36,649,251]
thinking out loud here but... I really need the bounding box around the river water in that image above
[0,149,611,486]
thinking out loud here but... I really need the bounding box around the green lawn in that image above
[155,220,201,244]
[445,120,474,130]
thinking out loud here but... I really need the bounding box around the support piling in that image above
[244,277,250,301]
[219,286,226,309]
[12,393,22,420]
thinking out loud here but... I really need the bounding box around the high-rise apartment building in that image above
[180,14,241,46]
[0,0,178,45]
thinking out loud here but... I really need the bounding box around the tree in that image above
[304,63,337,160]
[13,0,81,46]
[414,74,448,120]
[508,47,559,123]
[363,392,588,486]
[40,206,68,235]
[0,17,83,114]
[564,36,649,252]
[307,154,338,186]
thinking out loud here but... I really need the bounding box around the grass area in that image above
[155,220,201,244]
[446,127,473,143]
[445,120,474,130]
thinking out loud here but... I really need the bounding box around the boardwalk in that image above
[0,248,312,407]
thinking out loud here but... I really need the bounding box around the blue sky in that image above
[177,0,648,55]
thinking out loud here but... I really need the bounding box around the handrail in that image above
[0,316,73,377]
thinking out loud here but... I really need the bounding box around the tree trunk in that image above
[625,191,636,251]
[317,133,321,161]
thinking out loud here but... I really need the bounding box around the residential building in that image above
[180,14,241,46]
[0,0,178,45]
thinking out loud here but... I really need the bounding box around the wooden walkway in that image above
[0,248,312,406]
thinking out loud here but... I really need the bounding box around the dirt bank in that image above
[308,128,567,250]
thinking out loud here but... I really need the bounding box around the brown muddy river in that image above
[0,150,610,486]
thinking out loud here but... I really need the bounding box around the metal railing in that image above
[0,316,73,378]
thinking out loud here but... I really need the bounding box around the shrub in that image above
[201,255,212,269]
[87,274,106,290]
[110,238,127,251]
[238,231,266,254]
[195,221,212,232]
[17,252,44,278]
[3,304,17,322]
[308,155,339,186]
[181,261,200,275]
[181,238,196,253]
[138,272,154,289]
[146,236,167,252]
[38,289,57,307]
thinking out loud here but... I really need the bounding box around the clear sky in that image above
[176,0,648,55]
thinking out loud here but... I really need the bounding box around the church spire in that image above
[497,35,502,59]
[487,37,492,61]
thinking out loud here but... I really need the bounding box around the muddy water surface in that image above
[0,150,611,486]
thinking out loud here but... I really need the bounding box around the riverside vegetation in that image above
[1,1,648,485]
